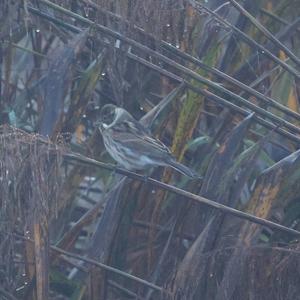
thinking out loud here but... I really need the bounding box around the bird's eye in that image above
[100,105,116,126]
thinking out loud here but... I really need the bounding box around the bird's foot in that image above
[142,174,149,183]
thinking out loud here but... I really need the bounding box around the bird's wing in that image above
[111,120,171,155]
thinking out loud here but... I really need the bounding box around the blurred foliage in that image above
[0,0,300,299]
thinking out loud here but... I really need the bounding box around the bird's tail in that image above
[168,159,201,179]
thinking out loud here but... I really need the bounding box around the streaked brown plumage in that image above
[96,104,200,178]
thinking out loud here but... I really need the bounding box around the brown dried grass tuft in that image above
[0,125,64,293]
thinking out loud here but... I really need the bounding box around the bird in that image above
[96,104,200,178]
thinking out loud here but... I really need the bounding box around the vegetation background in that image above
[0,0,300,299]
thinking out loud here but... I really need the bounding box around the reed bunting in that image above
[96,104,199,178]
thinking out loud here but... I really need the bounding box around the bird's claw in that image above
[143,175,149,183]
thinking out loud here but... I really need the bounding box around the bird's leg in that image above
[142,174,149,183]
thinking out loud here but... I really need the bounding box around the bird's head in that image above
[96,104,132,132]
[98,104,117,128]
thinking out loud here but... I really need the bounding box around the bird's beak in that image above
[95,120,107,132]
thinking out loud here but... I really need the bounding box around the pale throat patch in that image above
[102,108,122,130]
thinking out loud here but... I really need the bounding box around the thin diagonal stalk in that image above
[16,234,163,293]
[0,288,18,300]
[260,8,300,34]
[74,0,300,120]
[127,51,300,144]
[162,43,300,120]
[37,0,300,121]
[28,7,300,144]
[133,220,195,241]
[233,14,300,80]
[26,6,81,33]
[65,152,300,237]
[240,64,283,95]
[108,280,143,299]
[229,0,300,67]
[188,0,300,79]
[54,200,103,258]
[20,7,300,145]
[27,3,300,137]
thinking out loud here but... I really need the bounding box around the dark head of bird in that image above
[99,104,117,127]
